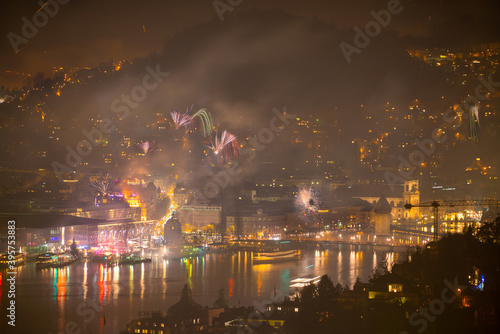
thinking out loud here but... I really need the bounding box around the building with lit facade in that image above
[351,179,420,221]
[178,205,221,229]
[226,210,286,238]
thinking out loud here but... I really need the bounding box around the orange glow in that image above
[228,278,234,297]
[126,197,140,207]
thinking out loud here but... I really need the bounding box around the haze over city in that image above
[0,1,499,333]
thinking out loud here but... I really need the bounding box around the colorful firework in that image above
[296,187,320,215]
[210,130,240,161]
[90,173,113,196]
[136,141,156,155]
[192,108,214,137]
[170,110,193,129]
[170,107,214,136]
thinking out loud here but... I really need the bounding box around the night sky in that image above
[0,0,499,86]
[0,3,500,334]
[0,0,499,192]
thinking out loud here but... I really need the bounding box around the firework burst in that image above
[136,141,156,155]
[296,187,320,215]
[89,173,113,196]
[170,107,214,137]
[210,130,239,162]
[170,110,193,129]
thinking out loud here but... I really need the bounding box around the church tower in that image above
[403,180,420,220]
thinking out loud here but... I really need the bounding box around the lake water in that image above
[0,245,403,333]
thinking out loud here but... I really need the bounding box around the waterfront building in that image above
[178,205,221,229]
[373,196,392,236]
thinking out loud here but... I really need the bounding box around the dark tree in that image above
[477,216,500,244]
[70,239,79,257]
[317,275,336,308]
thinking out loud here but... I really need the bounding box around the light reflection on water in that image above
[1,245,404,333]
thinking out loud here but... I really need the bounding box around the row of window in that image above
[136,321,165,327]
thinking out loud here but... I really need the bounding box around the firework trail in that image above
[191,108,214,137]
[136,141,156,155]
[170,107,214,137]
[210,130,240,162]
[296,187,320,215]
[170,110,193,129]
[470,105,479,143]
[472,105,480,127]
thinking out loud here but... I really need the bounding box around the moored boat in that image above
[91,253,118,265]
[0,252,25,268]
[119,252,152,265]
[253,249,299,265]
[163,245,205,260]
[53,254,76,268]
[36,253,76,269]
[182,245,205,258]
[35,253,58,269]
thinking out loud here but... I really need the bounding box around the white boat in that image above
[289,275,321,288]
[253,249,299,265]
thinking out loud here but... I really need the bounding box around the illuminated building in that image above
[179,205,221,230]
[123,312,170,334]
[226,211,286,238]
[402,180,420,220]
[352,180,420,221]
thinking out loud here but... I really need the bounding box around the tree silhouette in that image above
[477,216,500,244]
[70,239,78,257]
